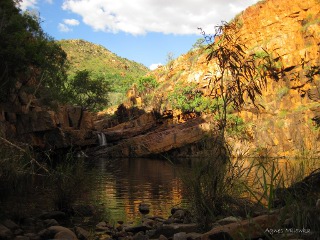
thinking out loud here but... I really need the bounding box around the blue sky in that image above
[20,0,259,69]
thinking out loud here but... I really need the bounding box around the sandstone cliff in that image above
[142,0,320,158]
[0,87,97,149]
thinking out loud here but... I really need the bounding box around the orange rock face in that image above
[148,0,320,158]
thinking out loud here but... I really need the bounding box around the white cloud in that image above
[64,19,80,26]
[45,0,53,4]
[149,63,162,70]
[19,0,38,11]
[61,0,259,35]
[58,23,71,32]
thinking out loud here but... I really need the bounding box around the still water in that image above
[88,158,188,223]
[86,157,320,223]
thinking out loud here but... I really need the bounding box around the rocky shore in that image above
[1,199,319,240]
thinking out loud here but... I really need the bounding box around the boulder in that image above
[55,230,78,240]
[39,226,78,240]
[201,214,279,240]
[151,223,198,238]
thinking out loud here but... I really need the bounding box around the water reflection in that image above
[88,157,320,223]
[90,158,187,222]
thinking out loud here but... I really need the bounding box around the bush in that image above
[168,83,218,113]
[65,70,110,111]
[137,76,159,94]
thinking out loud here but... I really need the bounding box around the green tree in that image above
[203,21,278,139]
[66,70,110,111]
[0,0,67,102]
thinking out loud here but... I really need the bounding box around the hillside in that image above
[58,39,149,105]
[129,0,320,158]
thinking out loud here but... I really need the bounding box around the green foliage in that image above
[225,114,246,136]
[168,83,218,113]
[58,39,149,95]
[65,70,110,111]
[276,86,290,99]
[137,76,159,94]
[192,38,206,50]
[0,0,68,102]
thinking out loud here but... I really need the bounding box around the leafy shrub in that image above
[65,70,110,111]
[137,76,159,94]
[168,83,218,113]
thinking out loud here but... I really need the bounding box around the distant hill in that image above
[58,39,149,105]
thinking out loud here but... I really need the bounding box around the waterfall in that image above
[98,132,107,146]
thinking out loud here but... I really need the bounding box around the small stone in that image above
[44,219,59,227]
[96,222,108,228]
[159,234,168,240]
[44,226,78,240]
[185,232,202,240]
[173,232,187,240]
[133,231,149,240]
[171,207,183,215]
[96,222,109,232]
[142,219,155,228]
[139,203,150,215]
[172,210,185,220]
[55,230,78,240]
[75,226,90,240]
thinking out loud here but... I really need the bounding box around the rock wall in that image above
[234,0,320,157]
[0,89,96,149]
[149,0,320,158]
